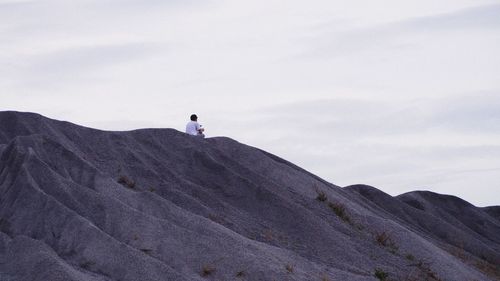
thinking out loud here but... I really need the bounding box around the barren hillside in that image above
[0,111,498,281]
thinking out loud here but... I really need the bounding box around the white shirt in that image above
[185,121,201,135]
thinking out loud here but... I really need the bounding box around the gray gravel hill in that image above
[0,111,498,281]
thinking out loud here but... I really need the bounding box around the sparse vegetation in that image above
[149,187,156,192]
[140,248,153,255]
[263,229,274,242]
[236,270,245,277]
[208,214,222,223]
[474,259,500,280]
[449,243,467,261]
[285,263,294,273]
[208,213,224,224]
[405,258,442,281]
[118,175,135,189]
[201,264,216,277]
[316,190,327,202]
[406,254,415,261]
[320,274,331,281]
[444,247,500,279]
[375,231,398,252]
[375,231,390,246]
[328,202,350,223]
[313,189,353,225]
[79,260,96,270]
[374,268,389,280]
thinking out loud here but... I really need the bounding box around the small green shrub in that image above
[236,270,245,277]
[374,268,389,280]
[406,254,415,261]
[285,264,294,273]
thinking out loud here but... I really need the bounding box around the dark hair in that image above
[190,114,198,121]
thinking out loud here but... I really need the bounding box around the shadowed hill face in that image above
[346,185,500,270]
[0,111,499,281]
[483,206,500,221]
[398,191,500,242]
[0,111,45,143]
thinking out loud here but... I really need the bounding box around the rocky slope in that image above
[0,111,498,281]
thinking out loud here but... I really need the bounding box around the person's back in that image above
[185,114,205,138]
[185,120,199,135]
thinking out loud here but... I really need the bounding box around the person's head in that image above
[190,114,198,121]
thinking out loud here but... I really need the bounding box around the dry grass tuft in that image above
[405,258,442,281]
[80,260,96,270]
[375,231,398,252]
[316,190,327,202]
[406,254,415,261]
[118,175,135,189]
[474,259,500,280]
[140,248,153,255]
[320,273,331,281]
[201,264,216,277]
[328,202,350,223]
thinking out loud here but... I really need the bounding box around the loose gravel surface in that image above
[0,111,499,281]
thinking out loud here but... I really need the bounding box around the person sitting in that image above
[185,114,205,138]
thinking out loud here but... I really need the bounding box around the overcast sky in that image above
[1,0,499,206]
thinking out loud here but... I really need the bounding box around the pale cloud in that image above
[245,91,500,139]
[300,4,500,59]
[1,43,164,92]
[404,3,500,30]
